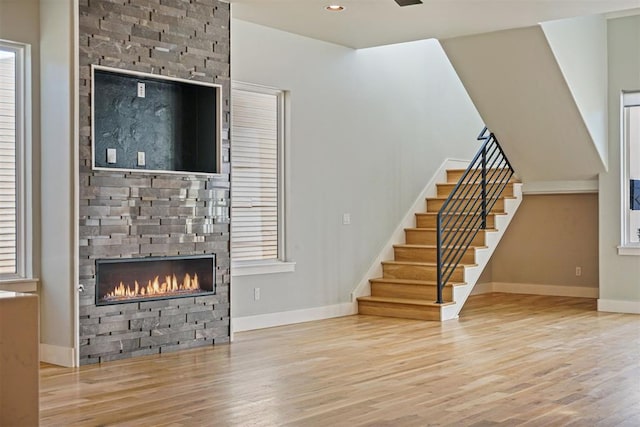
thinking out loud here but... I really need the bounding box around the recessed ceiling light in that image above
[326,5,345,12]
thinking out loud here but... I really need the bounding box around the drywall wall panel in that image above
[490,194,599,288]
[40,0,75,359]
[600,15,640,306]
[231,20,483,318]
[441,26,605,182]
[542,15,608,169]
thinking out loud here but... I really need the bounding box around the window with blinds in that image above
[623,92,640,249]
[0,48,17,275]
[231,85,283,262]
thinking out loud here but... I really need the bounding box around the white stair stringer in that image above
[441,182,523,320]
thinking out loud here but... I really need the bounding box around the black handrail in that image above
[435,128,514,304]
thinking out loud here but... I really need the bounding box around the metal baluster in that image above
[481,142,487,230]
[436,211,443,304]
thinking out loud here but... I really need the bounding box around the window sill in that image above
[0,278,39,293]
[618,246,640,256]
[231,260,296,277]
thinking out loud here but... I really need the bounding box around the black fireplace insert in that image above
[95,255,215,306]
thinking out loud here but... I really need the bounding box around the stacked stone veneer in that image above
[78,0,231,364]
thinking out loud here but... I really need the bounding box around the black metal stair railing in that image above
[435,127,515,304]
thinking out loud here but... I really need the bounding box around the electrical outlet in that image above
[254,287,260,301]
[575,266,582,276]
[342,213,351,225]
[137,151,146,166]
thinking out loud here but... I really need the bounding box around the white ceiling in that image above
[229,0,640,48]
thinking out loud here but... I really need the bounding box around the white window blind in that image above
[0,50,17,275]
[231,87,282,262]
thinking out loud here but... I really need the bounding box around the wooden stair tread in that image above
[439,176,520,181]
[405,227,498,232]
[393,244,488,250]
[437,181,515,185]
[446,168,511,172]
[369,277,465,287]
[436,184,517,189]
[426,195,516,201]
[446,168,521,181]
[358,296,455,307]
[381,260,478,267]
[415,212,507,216]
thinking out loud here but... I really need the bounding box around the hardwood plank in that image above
[415,212,500,229]
[404,227,489,246]
[381,260,469,281]
[425,196,507,213]
[446,168,520,184]
[393,244,479,264]
[39,294,640,426]
[437,182,515,198]
[369,278,459,300]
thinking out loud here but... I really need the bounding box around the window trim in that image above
[0,40,32,280]
[230,81,295,276]
[619,91,640,256]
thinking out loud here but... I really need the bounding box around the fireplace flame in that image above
[105,273,200,301]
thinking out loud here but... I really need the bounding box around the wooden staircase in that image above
[357,168,522,321]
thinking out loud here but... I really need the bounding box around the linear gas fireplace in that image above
[95,255,215,306]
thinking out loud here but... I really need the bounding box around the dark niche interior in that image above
[92,67,219,174]
[95,255,216,306]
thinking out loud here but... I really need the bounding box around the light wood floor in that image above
[40,293,640,426]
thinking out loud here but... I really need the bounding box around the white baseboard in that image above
[473,282,599,298]
[40,343,76,367]
[471,282,493,295]
[597,299,640,314]
[232,302,356,333]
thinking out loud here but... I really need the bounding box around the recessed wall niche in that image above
[92,65,221,175]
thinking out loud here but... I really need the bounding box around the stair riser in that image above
[446,169,515,184]
[370,282,452,300]
[426,198,505,213]
[394,247,476,264]
[358,301,441,321]
[405,230,486,246]
[437,182,514,198]
[415,214,496,229]
[382,264,465,281]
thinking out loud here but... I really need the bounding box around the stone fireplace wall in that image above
[78,0,231,364]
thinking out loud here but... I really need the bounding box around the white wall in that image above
[0,0,76,365]
[487,193,599,288]
[542,15,608,170]
[441,26,605,184]
[0,0,39,47]
[39,0,76,364]
[231,20,482,319]
[599,15,640,312]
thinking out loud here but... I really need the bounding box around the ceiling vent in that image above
[394,0,423,6]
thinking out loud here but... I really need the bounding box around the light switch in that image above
[107,148,117,164]
[343,213,351,225]
[137,82,146,98]
[137,151,146,166]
